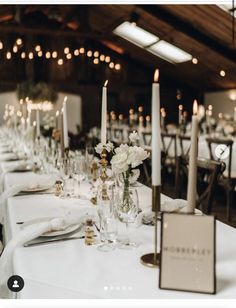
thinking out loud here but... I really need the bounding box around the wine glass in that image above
[115,187,139,249]
[60,158,73,197]
[72,157,86,198]
[97,183,117,252]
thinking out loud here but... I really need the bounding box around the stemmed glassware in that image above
[59,158,73,197]
[115,187,139,249]
[97,181,117,252]
[72,157,86,198]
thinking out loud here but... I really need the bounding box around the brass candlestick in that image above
[140,185,161,267]
[100,147,109,201]
[64,147,69,159]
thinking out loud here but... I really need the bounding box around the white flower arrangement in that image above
[95,141,114,154]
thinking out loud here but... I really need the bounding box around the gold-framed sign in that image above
[159,213,216,294]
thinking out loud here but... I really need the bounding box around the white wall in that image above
[0,91,82,134]
[204,90,236,119]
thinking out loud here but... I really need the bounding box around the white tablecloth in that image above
[1,172,236,299]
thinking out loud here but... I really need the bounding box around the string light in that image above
[93,58,99,64]
[87,50,93,57]
[52,51,57,58]
[38,51,43,57]
[66,53,72,59]
[6,52,11,59]
[192,58,198,64]
[105,56,110,63]
[94,51,99,58]
[0,41,3,49]
[220,70,226,77]
[115,63,121,70]
[100,54,105,61]
[13,45,18,53]
[109,62,114,69]
[79,47,85,54]
[58,58,63,65]
[74,49,79,56]
[28,52,34,60]
[64,47,70,54]
[35,45,41,52]
[45,51,51,59]
[16,38,22,46]
[21,52,26,59]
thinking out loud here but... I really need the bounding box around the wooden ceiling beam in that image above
[138,5,236,65]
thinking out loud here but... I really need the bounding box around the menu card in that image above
[159,213,216,294]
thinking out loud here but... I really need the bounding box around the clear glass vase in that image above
[115,180,139,249]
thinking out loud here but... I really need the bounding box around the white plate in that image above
[21,184,52,193]
[22,217,81,237]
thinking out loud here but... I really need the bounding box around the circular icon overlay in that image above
[214,144,230,160]
[7,275,24,292]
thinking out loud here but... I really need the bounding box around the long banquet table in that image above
[1,170,236,299]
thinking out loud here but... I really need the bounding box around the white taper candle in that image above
[152,69,161,186]
[62,96,69,148]
[186,100,198,213]
[101,80,108,144]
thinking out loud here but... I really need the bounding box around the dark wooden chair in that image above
[206,137,236,221]
[175,155,225,214]
[179,135,191,157]
[161,133,177,185]
[141,132,152,146]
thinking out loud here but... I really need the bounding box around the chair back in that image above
[113,128,124,142]
[142,132,152,146]
[161,133,177,159]
[206,137,233,179]
[175,155,226,214]
[179,135,191,157]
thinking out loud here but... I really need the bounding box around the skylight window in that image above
[148,40,193,64]
[113,21,159,48]
[113,22,192,64]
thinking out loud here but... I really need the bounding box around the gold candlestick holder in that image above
[140,185,161,267]
[64,147,69,159]
[99,147,109,201]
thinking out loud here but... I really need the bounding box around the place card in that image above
[159,213,216,294]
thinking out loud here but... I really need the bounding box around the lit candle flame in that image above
[104,80,108,87]
[56,110,59,117]
[154,69,159,83]
[63,96,68,103]
[193,99,198,115]
[179,104,183,111]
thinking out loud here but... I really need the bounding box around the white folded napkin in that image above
[134,199,202,227]
[0,180,54,223]
[0,209,96,298]
[0,161,32,193]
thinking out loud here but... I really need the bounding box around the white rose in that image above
[127,146,149,168]
[129,131,140,143]
[95,143,104,154]
[111,152,129,174]
[106,141,114,153]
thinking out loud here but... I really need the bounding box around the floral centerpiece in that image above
[95,131,149,210]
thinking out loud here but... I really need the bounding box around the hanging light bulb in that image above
[105,56,110,63]
[28,52,34,59]
[100,54,105,61]
[109,62,115,69]
[45,51,51,59]
[58,58,63,65]
[35,45,41,52]
[37,51,43,57]
[94,51,99,58]
[66,53,72,59]
[13,45,18,53]
[0,41,3,49]
[64,47,70,54]
[115,63,121,70]
[74,49,79,56]
[16,38,22,46]
[93,58,99,64]
[79,47,85,54]
[87,50,93,57]
[6,52,11,59]
[52,51,58,58]
[21,52,26,59]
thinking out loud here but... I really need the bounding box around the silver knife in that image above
[24,236,86,247]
